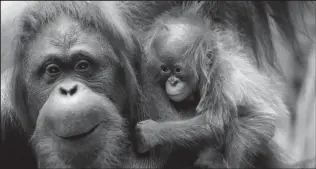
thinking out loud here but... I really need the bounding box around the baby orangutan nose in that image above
[168,76,179,86]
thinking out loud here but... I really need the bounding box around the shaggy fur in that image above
[1,1,306,169]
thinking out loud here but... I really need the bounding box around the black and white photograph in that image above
[1,1,315,168]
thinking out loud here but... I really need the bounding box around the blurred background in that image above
[272,2,315,167]
[1,1,315,168]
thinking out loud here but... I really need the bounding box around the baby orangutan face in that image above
[149,24,200,102]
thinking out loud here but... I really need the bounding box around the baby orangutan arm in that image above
[135,113,214,153]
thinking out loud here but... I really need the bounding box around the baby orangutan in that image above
[135,4,288,168]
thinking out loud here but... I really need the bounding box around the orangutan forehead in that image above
[42,16,82,47]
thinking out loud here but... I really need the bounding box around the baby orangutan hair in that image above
[135,2,289,168]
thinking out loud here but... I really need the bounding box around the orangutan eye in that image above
[46,64,61,76]
[75,60,91,72]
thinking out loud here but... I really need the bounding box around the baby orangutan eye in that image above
[160,64,170,73]
[174,66,182,73]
